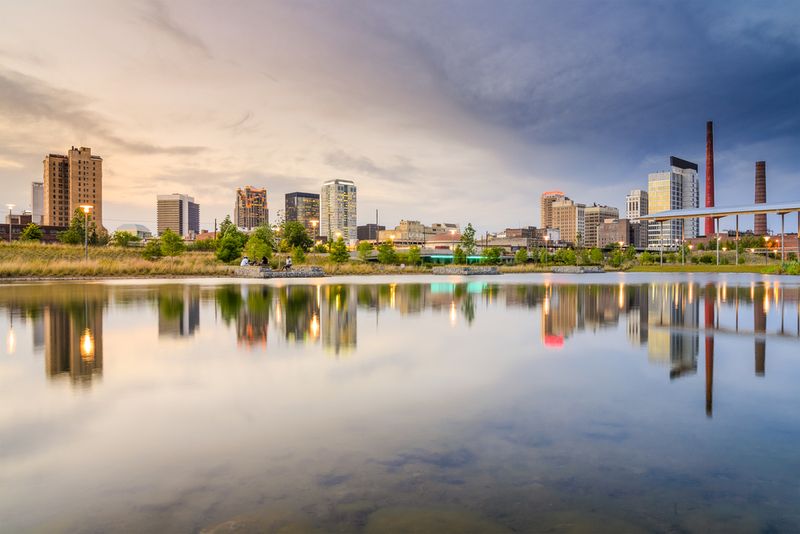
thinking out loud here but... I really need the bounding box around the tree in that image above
[160,228,186,256]
[453,245,467,264]
[639,251,654,264]
[609,249,623,268]
[142,238,163,260]
[589,247,604,264]
[482,247,502,265]
[19,223,43,241]
[624,246,636,261]
[329,236,350,263]
[514,248,529,265]
[357,241,374,261]
[244,235,270,261]
[407,245,421,266]
[460,223,477,256]
[377,242,399,264]
[217,232,246,263]
[218,215,235,237]
[281,221,313,252]
[110,230,140,247]
[58,208,98,245]
[216,221,248,263]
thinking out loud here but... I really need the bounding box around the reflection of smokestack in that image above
[754,161,767,235]
[704,284,715,417]
[755,341,766,376]
[704,121,715,236]
[754,287,766,376]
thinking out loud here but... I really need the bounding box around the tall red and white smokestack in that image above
[704,121,715,236]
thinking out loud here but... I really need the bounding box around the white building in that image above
[31,182,44,224]
[320,179,357,245]
[647,157,699,250]
[116,224,153,240]
[626,189,648,223]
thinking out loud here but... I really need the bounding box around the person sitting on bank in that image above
[261,256,268,267]
[285,256,292,270]
[240,256,250,267]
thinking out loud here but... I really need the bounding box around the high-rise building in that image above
[357,224,385,241]
[626,189,648,223]
[285,192,320,237]
[235,186,268,230]
[647,157,699,250]
[31,182,44,224]
[584,204,619,248]
[540,191,566,229]
[320,179,357,244]
[551,198,585,245]
[157,194,199,238]
[43,146,103,229]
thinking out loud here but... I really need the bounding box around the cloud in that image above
[0,69,205,155]
[139,0,211,57]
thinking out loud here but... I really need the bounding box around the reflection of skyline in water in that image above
[2,279,800,532]
[1,281,799,397]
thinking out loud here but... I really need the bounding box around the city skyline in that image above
[1,1,799,235]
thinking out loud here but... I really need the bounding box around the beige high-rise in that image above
[540,191,565,229]
[584,204,619,248]
[551,198,585,246]
[43,147,103,229]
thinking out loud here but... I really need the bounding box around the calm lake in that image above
[1,274,799,533]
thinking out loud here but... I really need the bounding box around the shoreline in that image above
[0,266,793,283]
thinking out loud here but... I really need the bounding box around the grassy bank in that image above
[0,242,231,278]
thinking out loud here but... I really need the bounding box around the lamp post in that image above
[310,219,318,240]
[6,204,14,243]
[79,205,93,260]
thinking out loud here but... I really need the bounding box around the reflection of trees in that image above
[282,286,319,343]
[157,285,200,338]
[216,286,244,326]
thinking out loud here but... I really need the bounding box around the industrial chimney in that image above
[754,161,767,235]
[704,121,715,236]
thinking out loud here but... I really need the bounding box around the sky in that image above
[1,0,799,234]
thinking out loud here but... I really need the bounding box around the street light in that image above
[79,205,93,260]
[310,219,318,238]
[6,203,14,243]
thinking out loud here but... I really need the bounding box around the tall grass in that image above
[0,242,231,278]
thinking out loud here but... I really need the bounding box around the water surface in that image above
[1,274,799,533]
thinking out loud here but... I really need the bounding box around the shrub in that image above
[698,253,714,264]
[19,223,43,242]
[245,235,271,262]
[110,230,139,247]
[407,245,421,266]
[291,246,306,265]
[588,248,603,265]
[377,242,398,264]
[639,251,654,264]
[142,239,163,260]
[481,247,502,265]
[357,241,374,261]
[160,228,186,256]
[329,237,350,263]
[453,245,467,264]
[514,248,528,265]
